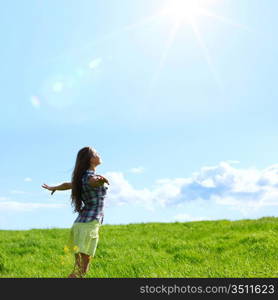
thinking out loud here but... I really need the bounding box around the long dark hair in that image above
[71,146,96,213]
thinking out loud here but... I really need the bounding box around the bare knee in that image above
[81,253,91,261]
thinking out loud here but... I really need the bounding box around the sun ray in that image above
[102,1,248,94]
[200,9,253,32]
[189,18,222,88]
[122,13,163,32]
[43,13,162,66]
[86,13,162,47]
[149,0,250,89]
[39,0,249,94]
[150,18,182,87]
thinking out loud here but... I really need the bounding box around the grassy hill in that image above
[0,217,278,278]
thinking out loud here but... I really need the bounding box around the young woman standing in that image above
[42,146,109,278]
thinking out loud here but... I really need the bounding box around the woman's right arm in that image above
[42,182,72,195]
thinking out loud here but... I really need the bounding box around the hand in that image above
[41,183,56,195]
[96,175,110,185]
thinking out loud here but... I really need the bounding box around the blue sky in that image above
[1,0,278,229]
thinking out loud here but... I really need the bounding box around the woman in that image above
[42,146,109,278]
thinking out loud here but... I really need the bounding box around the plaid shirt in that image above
[74,170,108,224]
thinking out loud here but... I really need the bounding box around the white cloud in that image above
[3,161,278,218]
[129,167,145,174]
[24,177,32,182]
[0,197,9,201]
[225,160,240,165]
[104,161,278,214]
[10,190,26,195]
[0,201,66,212]
[173,213,213,222]
[103,172,154,210]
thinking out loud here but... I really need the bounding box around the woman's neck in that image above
[88,166,96,171]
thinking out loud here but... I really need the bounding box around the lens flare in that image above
[52,81,64,93]
[30,96,41,108]
[89,57,102,69]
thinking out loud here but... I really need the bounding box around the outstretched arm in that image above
[88,175,110,188]
[42,182,72,195]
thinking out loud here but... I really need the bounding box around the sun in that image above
[161,0,202,22]
[160,0,219,23]
[149,0,229,87]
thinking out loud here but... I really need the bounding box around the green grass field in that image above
[0,217,278,278]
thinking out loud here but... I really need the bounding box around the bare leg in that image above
[68,253,82,278]
[80,253,92,275]
[67,252,91,278]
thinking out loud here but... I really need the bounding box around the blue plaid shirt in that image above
[74,170,108,224]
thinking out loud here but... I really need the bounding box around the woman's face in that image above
[90,149,101,166]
